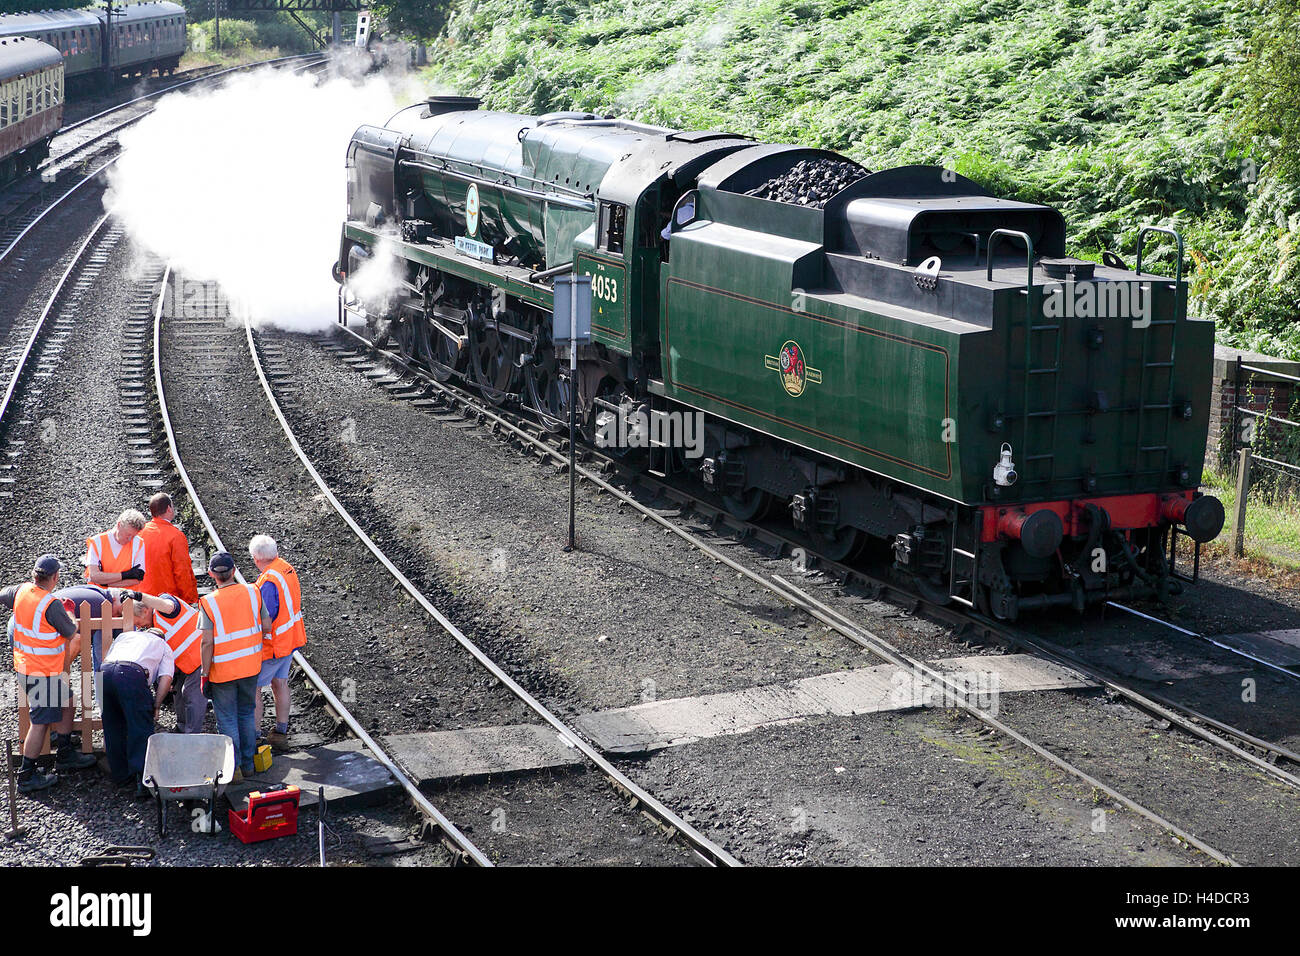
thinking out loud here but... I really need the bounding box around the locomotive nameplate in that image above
[455,235,494,262]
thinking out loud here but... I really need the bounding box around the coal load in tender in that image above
[745,158,868,208]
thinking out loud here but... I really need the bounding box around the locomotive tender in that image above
[335,96,1225,620]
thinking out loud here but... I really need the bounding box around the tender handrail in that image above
[985,228,1035,293]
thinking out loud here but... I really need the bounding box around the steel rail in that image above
[43,53,326,172]
[0,156,116,269]
[766,572,1240,866]
[1106,599,1299,681]
[249,319,741,868]
[0,213,111,430]
[150,269,491,867]
[325,320,1236,866]
[992,618,1300,780]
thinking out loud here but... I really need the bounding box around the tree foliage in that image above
[1234,0,1300,186]
[0,0,81,11]
[371,0,452,40]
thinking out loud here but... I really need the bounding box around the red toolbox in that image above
[229,786,300,844]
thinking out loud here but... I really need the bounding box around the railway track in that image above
[0,53,325,267]
[0,232,478,865]
[358,339,1300,788]
[150,267,491,867]
[262,316,1279,867]
[152,273,737,866]
[0,218,1270,865]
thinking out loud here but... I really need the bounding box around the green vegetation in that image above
[0,0,80,10]
[415,0,1298,359]
[1203,466,1300,566]
[185,16,318,59]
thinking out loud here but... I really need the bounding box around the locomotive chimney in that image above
[424,95,481,117]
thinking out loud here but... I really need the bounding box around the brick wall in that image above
[1207,346,1300,472]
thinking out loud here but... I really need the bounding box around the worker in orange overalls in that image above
[198,552,271,781]
[137,493,199,605]
[250,534,306,752]
[1,555,97,793]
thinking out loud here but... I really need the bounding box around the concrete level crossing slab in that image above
[574,654,1094,755]
[225,725,586,811]
[226,739,395,811]
[381,724,584,785]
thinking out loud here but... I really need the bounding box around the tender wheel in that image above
[722,487,773,522]
[910,572,954,606]
[818,525,865,563]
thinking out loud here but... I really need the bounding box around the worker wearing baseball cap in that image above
[0,555,97,793]
[197,551,272,781]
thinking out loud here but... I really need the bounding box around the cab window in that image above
[600,202,626,254]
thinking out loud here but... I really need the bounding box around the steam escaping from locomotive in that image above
[104,60,421,332]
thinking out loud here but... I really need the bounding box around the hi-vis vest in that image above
[199,584,263,683]
[156,594,201,674]
[84,530,144,582]
[256,557,306,659]
[12,583,66,677]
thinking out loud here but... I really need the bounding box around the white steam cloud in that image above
[105,62,422,332]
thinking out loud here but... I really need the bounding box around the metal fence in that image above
[1228,356,1300,556]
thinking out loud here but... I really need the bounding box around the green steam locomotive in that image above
[335,96,1224,619]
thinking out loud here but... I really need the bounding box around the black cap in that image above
[208,551,236,573]
[33,554,64,575]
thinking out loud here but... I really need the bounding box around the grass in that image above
[1202,467,1300,568]
[179,46,293,71]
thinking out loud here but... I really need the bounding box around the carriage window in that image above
[600,202,627,254]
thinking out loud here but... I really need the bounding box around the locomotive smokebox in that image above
[998,509,1065,558]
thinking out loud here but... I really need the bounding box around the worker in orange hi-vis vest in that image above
[137,492,199,605]
[198,552,272,781]
[84,510,147,588]
[249,534,306,753]
[0,555,97,793]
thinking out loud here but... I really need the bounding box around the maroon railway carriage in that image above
[0,35,62,183]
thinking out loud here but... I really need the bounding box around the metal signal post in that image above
[553,275,592,552]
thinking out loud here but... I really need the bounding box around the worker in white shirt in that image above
[100,610,175,797]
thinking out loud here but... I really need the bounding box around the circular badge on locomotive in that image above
[778,340,808,396]
[466,183,480,237]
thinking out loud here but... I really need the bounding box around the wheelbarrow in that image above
[142,733,234,838]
